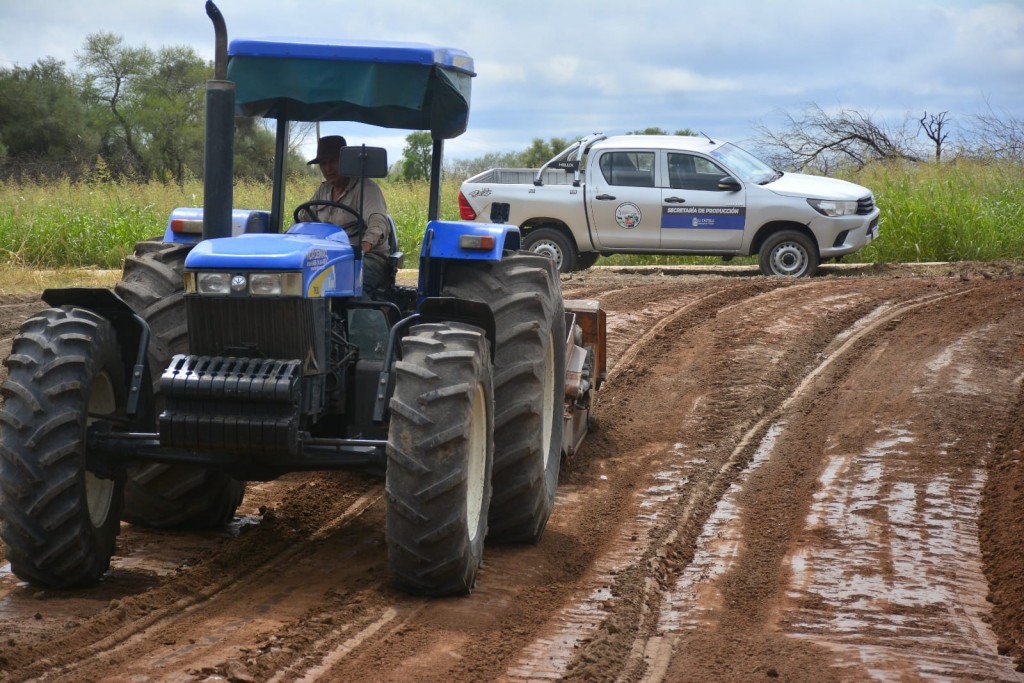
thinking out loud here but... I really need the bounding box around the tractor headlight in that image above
[807,198,859,217]
[194,272,232,294]
[186,271,303,296]
[249,272,303,296]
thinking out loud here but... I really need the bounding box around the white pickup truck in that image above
[458,134,880,277]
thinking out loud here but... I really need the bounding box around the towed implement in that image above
[0,2,604,596]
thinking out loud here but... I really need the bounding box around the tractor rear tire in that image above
[386,322,494,596]
[115,239,245,529]
[0,307,126,587]
[443,253,566,543]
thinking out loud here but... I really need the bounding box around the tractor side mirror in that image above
[339,145,389,179]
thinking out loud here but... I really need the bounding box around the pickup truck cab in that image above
[458,134,881,276]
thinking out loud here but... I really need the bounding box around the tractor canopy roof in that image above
[227,38,475,139]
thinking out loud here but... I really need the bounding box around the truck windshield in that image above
[710,143,778,185]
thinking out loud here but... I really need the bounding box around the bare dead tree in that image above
[754,103,922,173]
[968,98,1024,162]
[919,111,949,162]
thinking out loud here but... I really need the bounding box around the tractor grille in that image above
[186,296,328,372]
[857,195,876,215]
[159,354,302,454]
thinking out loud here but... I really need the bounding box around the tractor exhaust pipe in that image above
[203,1,234,240]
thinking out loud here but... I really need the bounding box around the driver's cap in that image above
[307,135,347,165]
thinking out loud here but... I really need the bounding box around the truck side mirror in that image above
[718,176,742,192]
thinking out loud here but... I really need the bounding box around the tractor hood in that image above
[228,38,474,139]
[185,229,359,298]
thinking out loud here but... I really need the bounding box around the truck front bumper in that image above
[815,210,881,259]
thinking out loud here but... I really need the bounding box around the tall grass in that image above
[848,160,1024,263]
[0,160,1021,269]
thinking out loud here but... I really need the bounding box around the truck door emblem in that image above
[615,202,642,229]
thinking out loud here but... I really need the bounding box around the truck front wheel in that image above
[524,228,579,273]
[0,307,126,587]
[386,322,494,596]
[758,230,819,277]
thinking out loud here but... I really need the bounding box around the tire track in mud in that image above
[3,272,1022,683]
[565,278,1024,683]
[622,286,987,682]
[4,276,954,682]
[0,474,389,682]
[526,277,978,682]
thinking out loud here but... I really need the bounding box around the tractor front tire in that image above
[115,239,245,529]
[443,253,567,543]
[386,322,494,596]
[0,307,126,587]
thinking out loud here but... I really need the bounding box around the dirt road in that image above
[2,264,1023,682]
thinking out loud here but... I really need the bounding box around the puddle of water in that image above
[656,422,785,633]
[831,304,895,346]
[914,324,998,397]
[764,293,862,337]
[505,440,715,680]
[226,514,263,537]
[783,427,1020,681]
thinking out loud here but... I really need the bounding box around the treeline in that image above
[0,33,307,183]
[4,33,1022,184]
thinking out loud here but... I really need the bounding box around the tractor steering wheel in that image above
[293,199,365,229]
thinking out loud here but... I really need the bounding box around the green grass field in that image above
[0,160,1021,271]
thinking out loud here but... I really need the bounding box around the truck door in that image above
[659,152,746,250]
[587,150,662,249]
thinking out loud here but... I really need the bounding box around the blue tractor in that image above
[0,3,604,596]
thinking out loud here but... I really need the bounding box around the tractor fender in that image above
[41,287,153,421]
[370,296,496,424]
[419,220,520,262]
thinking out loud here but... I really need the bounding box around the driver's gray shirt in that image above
[302,178,390,261]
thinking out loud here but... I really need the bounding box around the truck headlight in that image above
[807,198,859,217]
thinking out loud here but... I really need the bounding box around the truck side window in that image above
[668,152,729,191]
[599,152,655,188]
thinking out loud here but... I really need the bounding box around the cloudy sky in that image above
[1,0,1022,164]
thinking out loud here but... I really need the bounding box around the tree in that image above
[755,103,922,173]
[968,98,1024,162]
[629,127,697,136]
[0,58,97,178]
[401,131,433,181]
[77,32,156,178]
[919,111,950,162]
[134,45,208,184]
[520,137,572,168]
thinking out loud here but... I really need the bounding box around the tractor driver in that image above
[300,135,391,291]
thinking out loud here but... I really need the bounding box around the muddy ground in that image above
[1,262,1023,682]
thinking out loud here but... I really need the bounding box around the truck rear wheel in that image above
[443,253,567,543]
[0,307,126,587]
[524,228,579,273]
[386,322,494,596]
[575,252,600,270]
[758,230,819,277]
[115,239,245,529]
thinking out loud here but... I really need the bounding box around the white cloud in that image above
[1,0,1020,161]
